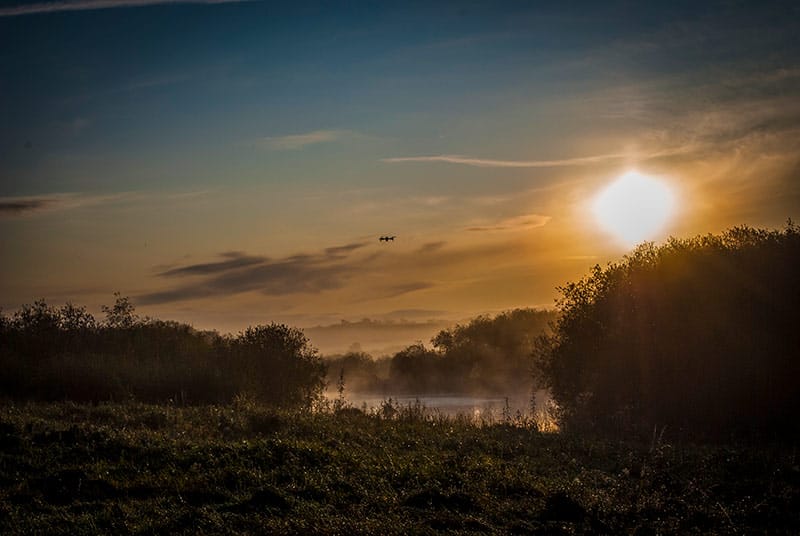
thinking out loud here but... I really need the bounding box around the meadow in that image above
[1,401,798,535]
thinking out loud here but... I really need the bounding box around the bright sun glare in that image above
[592,171,676,247]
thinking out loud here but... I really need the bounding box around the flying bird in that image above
[379,235,396,242]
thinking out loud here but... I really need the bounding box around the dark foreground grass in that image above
[0,402,798,535]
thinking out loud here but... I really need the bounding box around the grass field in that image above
[1,401,798,534]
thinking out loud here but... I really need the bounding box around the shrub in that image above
[228,323,326,407]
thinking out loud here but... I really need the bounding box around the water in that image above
[329,392,538,419]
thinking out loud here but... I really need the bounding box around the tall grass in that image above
[1,400,798,534]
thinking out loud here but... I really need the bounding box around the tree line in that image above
[0,295,555,407]
[325,309,555,397]
[0,294,324,407]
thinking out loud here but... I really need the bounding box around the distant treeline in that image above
[0,295,553,407]
[535,224,800,440]
[0,294,324,407]
[325,308,556,396]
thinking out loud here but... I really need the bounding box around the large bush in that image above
[535,224,800,439]
[228,323,325,407]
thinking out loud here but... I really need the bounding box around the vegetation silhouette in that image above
[325,308,555,396]
[4,223,798,443]
[0,295,324,407]
[535,223,800,440]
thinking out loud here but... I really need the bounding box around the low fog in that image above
[321,309,557,414]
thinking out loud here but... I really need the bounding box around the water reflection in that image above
[329,392,533,419]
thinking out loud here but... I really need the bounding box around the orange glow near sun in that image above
[592,171,677,247]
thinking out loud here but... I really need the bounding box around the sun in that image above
[592,171,676,247]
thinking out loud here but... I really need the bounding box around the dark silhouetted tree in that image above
[0,296,325,407]
[101,292,140,329]
[388,343,439,392]
[431,309,555,394]
[535,224,800,440]
[230,323,326,407]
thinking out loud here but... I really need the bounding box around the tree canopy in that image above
[535,224,800,440]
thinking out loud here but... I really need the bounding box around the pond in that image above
[326,390,549,420]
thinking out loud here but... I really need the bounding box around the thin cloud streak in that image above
[136,234,566,319]
[382,153,625,168]
[159,252,267,277]
[0,0,250,17]
[381,147,691,168]
[138,238,529,306]
[255,130,346,151]
[376,282,433,300]
[139,243,371,304]
[467,214,551,232]
[0,198,56,215]
[0,192,134,217]
[0,189,212,218]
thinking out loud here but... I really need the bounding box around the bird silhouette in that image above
[379,235,396,242]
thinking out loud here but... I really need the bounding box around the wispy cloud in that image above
[467,214,551,232]
[0,198,57,215]
[255,129,347,151]
[140,243,371,304]
[0,189,212,218]
[382,153,626,168]
[377,282,434,300]
[0,0,250,17]
[140,239,511,305]
[159,252,267,277]
[381,148,691,168]
[0,192,132,217]
[138,232,562,310]
[417,241,446,254]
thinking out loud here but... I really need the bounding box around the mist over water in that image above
[326,389,551,420]
[321,308,557,418]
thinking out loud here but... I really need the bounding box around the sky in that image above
[1,0,799,349]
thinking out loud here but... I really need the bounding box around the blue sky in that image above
[1,0,799,343]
